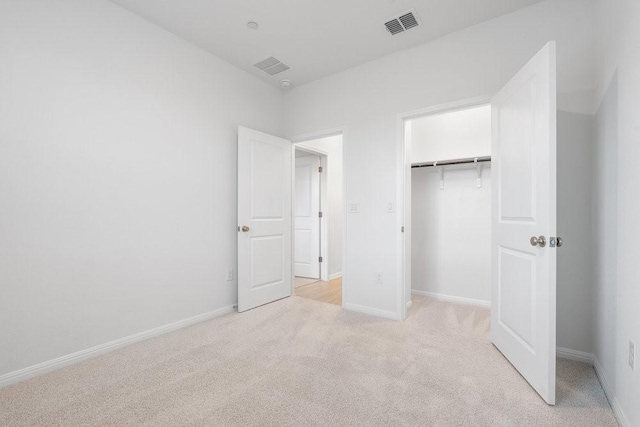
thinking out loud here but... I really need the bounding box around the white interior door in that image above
[237,126,292,312]
[491,42,557,404]
[294,154,321,278]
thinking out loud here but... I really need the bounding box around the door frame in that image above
[396,94,493,320]
[294,146,327,280]
[290,126,347,307]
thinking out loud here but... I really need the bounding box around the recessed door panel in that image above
[295,164,312,217]
[499,81,536,222]
[294,229,312,263]
[498,247,536,352]
[251,139,284,220]
[251,235,284,289]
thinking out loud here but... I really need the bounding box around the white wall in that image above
[592,0,640,424]
[556,111,594,354]
[411,105,491,163]
[284,0,595,319]
[0,0,283,378]
[297,135,343,278]
[411,167,491,304]
[592,75,617,395]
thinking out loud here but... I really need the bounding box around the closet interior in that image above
[409,104,492,307]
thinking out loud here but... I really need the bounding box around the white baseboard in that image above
[411,290,491,309]
[0,305,235,389]
[343,303,400,320]
[556,347,594,364]
[329,272,343,280]
[593,356,630,427]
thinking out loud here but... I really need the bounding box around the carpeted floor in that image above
[0,296,617,426]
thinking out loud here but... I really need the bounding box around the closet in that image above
[409,104,492,307]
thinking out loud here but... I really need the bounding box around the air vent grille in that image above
[253,56,290,76]
[384,19,404,35]
[399,12,418,30]
[384,9,420,35]
[264,62,290,75]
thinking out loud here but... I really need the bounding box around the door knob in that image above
[556,237,563,247]
[241,225,250,232]
[530,235,546,247]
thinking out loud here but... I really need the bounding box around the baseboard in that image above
[329,272,343,280]
[556,347,594,364]
[593,356,630,427]
[343,303,400,320]
[0,305,235,389]
[411,290,491,309]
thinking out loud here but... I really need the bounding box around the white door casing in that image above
[294,154,321,278]
[237,126,292,312]
[490,42,557,404]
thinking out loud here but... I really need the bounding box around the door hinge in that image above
[318,166,323,173]
[319,256,323,262]
[319,211,323,218]
[401,226,405,232]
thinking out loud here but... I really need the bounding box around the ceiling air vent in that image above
[385,9,420,35]
[253,56,290,76]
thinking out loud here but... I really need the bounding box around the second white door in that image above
[294,154,321,278]
[237,126,292,312]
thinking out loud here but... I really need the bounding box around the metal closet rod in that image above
[411,155,491,169]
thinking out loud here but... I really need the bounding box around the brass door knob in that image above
[241,225,250,232]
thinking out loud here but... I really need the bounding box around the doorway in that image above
[293,134,344,306]
[408,104,492,307]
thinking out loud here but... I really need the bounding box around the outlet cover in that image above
[227,268,234,281]
[630,341,636,370]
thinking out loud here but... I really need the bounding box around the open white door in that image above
[294,154,321,278]
[237,126,292,312]
[491,42,557,404]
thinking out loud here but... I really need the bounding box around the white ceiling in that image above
[109,0,544,89]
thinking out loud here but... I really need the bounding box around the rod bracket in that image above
[475,157,483,188]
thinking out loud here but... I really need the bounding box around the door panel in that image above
[238,126,292,312]
[294,155,320,278]
[491,42,557,405]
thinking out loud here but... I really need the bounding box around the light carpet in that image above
[0,296,617,426]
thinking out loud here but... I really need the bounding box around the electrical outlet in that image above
[630,341,636,370]
[226,268,234,281]
[385,202,394,213]
[375,271,383,284]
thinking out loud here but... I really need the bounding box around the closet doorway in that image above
[292,134,344,306]
[408,104,492,308]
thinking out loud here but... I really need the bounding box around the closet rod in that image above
[411,155,491,169]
